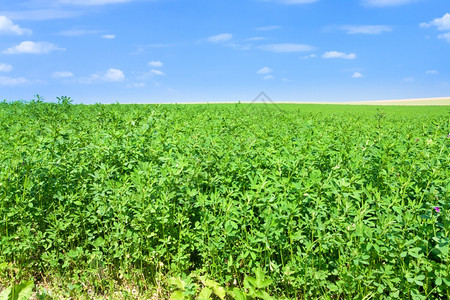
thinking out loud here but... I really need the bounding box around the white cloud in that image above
[0,63,13,72]
[257,67,273,74]
[256,25,281,31]
[259,43,315,53]
[352,72,364,78]
[0,76,29,86]
[420,13,450,31]
[150,69,164,76]
[363,0,416,7]
[208,33,233,43]
[246,37,266,41]
[139,68,166,80]
[420,14,450,43]
[57,0,133,5]
[438,32,450,42]
[301,54,317,59]
[104,68,125,81]
[149,60,163,67]
[426,70,438,75]
[340,25,392,34]
[52,71,74,78]
[0,16,32,35]
[322,51,356,59]
[3,41,65,54]
[82,68,125,83]
[128,82,146,88]
[257,67,274,80]
[102,34,115,39]
[403,77,414,82]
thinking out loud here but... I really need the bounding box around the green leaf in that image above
[0,263,8,272]
[92,236,105,248]
[436,244,448,256]
[435,278,442,286]
[0,287,12,300]
[377,285,384,293]
[328,283,339,292]
[12,280,34,300]
[170,291,185,300]
[387,289,399,298]
[259,291,274,300]
[204,279,226,299]
[227,255,234,269]
[197,287,212,300]
[67,249,79,259]
[255,268,272,288]
[414,280,423,286]
[230,288,246,300]
[245,276,257,288]
[167,277,186,291]
[408,247,422,258]
[68,283,78,291]
[225,220,238,235]
[252,290,274,300]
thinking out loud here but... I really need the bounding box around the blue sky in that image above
[0,0,449,103]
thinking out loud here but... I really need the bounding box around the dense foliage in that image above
[0,99,448,299]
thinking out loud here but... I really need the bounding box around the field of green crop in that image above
[0,98,449,299]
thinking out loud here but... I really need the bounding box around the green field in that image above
[0,99,449,299]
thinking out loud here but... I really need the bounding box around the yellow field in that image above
[346,97,450,106]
